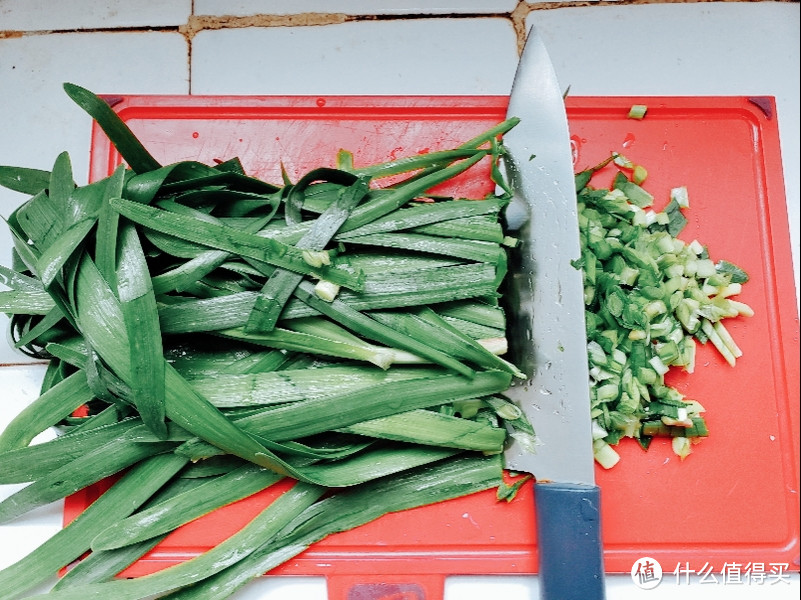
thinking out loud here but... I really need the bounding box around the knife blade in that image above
[501,27,606,600]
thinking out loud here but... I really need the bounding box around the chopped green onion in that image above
[627,104,648,120]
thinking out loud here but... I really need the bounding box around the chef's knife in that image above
[501,27,606,600]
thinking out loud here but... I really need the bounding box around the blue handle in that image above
[535,481,606,600]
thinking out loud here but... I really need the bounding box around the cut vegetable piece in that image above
[670,186,690,209]
[246,174,369,333]
[627,104,648,120]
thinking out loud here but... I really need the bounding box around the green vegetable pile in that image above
[574,153,752,467]
[0,84,533,600]
[0,85,753,598]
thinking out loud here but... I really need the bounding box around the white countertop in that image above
[1,2,798,598]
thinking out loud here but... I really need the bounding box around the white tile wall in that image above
[0,0,192,31]
[194,0,519,17]
[0,30,189,364]
[191,17,518,94]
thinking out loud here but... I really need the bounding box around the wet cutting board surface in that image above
[65,95,800,598]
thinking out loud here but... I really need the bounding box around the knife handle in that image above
[535,481,606,600]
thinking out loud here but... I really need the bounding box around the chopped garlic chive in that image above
[728,299,754,317]
[688,239,705,255]
[314,280,340,302]
[593,439,621,469]
[612,151,635,169]
[591,420,609,441]
[683,400,706,415]
[477,336,508,356]
[713,320,743,358]
[627,104,648,120]
[670,185,690,208]
[672,436,692,460]
[632,164,648,185]
[701,319,737,366]
[301,249,331,268]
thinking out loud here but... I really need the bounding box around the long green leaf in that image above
[0,440,176,524]
[0,165,51,194]
[372,307,523,378]
[71,254,304,478]
[15,190,63,251]
[411,214,505,242]
[338,408,507,451]
[110,196,364,291]
[91,464,282,551]
[0,371,93,451]
[336,196,506,239]
[27,482,325,600]
[116,223,167,438]
[53,477,212,589]
[234,368,512,442]
[0,418,149,484]
[186,365,446,408]
[246,174,369,333]
[284,443,459,487]
[163,454,503,600]
[350,148,480,179]
[0,287,56,315]
[343,231,505,264]
[215,325,396,368]
[0,453,186,600]
[48,151,75,216]
[63,83,160,174]
[150,212,274,294]
[11,306,64,350]
[36,219,95,290]
[54,538,165,590]
[338,151,488,233]
[292,280,475,377]
[94,165,126,284]
[157,261,499,334]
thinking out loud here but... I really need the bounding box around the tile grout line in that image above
[188,0,195,94]
[188,0,194,95]
[0,25,181,39]
[0,0,793,64]
[0,0,793,38]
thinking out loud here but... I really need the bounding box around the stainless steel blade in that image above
[502,28,594,486]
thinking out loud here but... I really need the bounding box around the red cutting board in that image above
[64,96,800,599]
